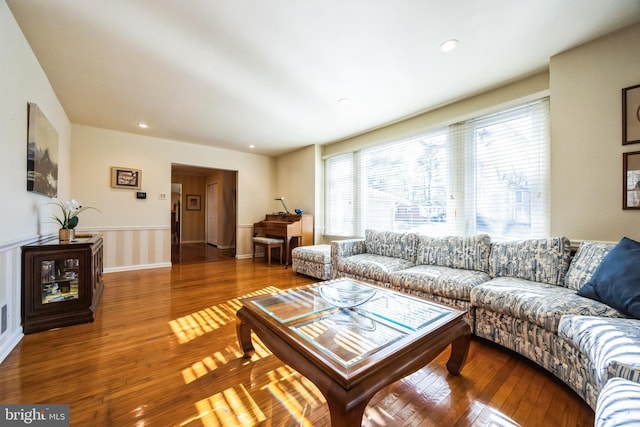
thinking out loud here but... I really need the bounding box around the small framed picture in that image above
[623,151,640,209]
[111,167,142,190]
[623,84,640,145]
[186,194,201,211]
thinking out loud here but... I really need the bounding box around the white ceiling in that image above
[7,0,640,157]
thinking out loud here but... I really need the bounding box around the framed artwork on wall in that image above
[111,167,142,190]
[186,195,201,211]
[623,151,640,209]
[27,103,59,197]
[623,84,640,145]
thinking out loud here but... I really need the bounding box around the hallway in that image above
[171,243,235,264]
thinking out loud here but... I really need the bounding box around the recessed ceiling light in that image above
[440,39,459,52]
[249,145,256,149]
[137,122,148,129]
[337,98,352,105]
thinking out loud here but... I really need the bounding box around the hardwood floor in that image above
[171,243,236,264]
[0,257,594,426]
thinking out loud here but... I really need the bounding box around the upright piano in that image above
[253,213,313,265]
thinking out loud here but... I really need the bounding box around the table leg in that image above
[235,305,470,426]
[325,384,369,427]
[236,308,255,358]
[446,332,470,375]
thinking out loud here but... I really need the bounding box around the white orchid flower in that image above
[48,199,99,229]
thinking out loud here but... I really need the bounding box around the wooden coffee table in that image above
[236,279,471,426]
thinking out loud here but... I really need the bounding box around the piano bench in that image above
[252,237,284,266]
[292,244,331,280]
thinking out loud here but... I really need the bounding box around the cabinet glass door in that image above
[40,258,80,304]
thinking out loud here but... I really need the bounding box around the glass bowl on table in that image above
[318,280,376,308]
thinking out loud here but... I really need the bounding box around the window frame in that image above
[324,97,550,239]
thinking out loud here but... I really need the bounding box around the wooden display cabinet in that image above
[21,234,104,334]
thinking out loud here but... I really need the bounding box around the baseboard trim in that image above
[0,329,23,364]
[105,262,172,273]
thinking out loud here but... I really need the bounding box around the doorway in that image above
[171,164,237,263]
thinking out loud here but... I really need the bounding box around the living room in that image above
[1,1,640,424]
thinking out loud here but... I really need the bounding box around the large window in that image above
[325,98,549,239]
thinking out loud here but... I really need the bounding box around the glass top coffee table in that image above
[236,278,471,427]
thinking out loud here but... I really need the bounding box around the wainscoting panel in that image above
[0,236,36,363]
[81,226,172,272]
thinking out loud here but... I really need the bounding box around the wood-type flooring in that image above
[0,248,594,426]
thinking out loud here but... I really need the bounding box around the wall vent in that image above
[1,304,7,335]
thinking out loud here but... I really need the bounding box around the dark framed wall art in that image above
[186,195,201,211]
[111,167,142,190]
[27,103,59,197]
[623,151,640,209]
[623,84,640,145]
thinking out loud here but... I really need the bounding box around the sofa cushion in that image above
[559,315,640,388]
[489,237,571,286]
[365,229,418,262]
[565,241,615,291]
[471,277,624,333]
[416,234,491,273]
[336,253,415,284]
[389,265,490,302]
[578,237,640,319]
[595,377,640,427]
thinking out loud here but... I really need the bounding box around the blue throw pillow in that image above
[577,237,640,319]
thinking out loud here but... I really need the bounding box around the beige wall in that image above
[0,2,72,240]
[0,0,71,360]
[275,145,320,241]
[550,23,640,242]
[70,125,277,269]
[323,71,550,158]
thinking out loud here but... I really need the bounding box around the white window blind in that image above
[324,98,550,239]
[361,129,452,235]
[464,99,550,239]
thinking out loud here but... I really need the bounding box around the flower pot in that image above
[59,228,75,242]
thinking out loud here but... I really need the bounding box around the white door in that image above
[207,183,218,246]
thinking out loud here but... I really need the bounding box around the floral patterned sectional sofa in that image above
[331,229,640,422]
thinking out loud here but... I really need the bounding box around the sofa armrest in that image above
[595,377,640,427]
[560,315,640,387]
[607,360,640,384]
[331,239,366,279]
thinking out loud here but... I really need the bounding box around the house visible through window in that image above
[324,98,550,240]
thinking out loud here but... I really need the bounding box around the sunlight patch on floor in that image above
[262,365,325,427]
[181,335,272,384]
[184,384,267,427]
[468,401,521,426]
[169,286,282,343]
